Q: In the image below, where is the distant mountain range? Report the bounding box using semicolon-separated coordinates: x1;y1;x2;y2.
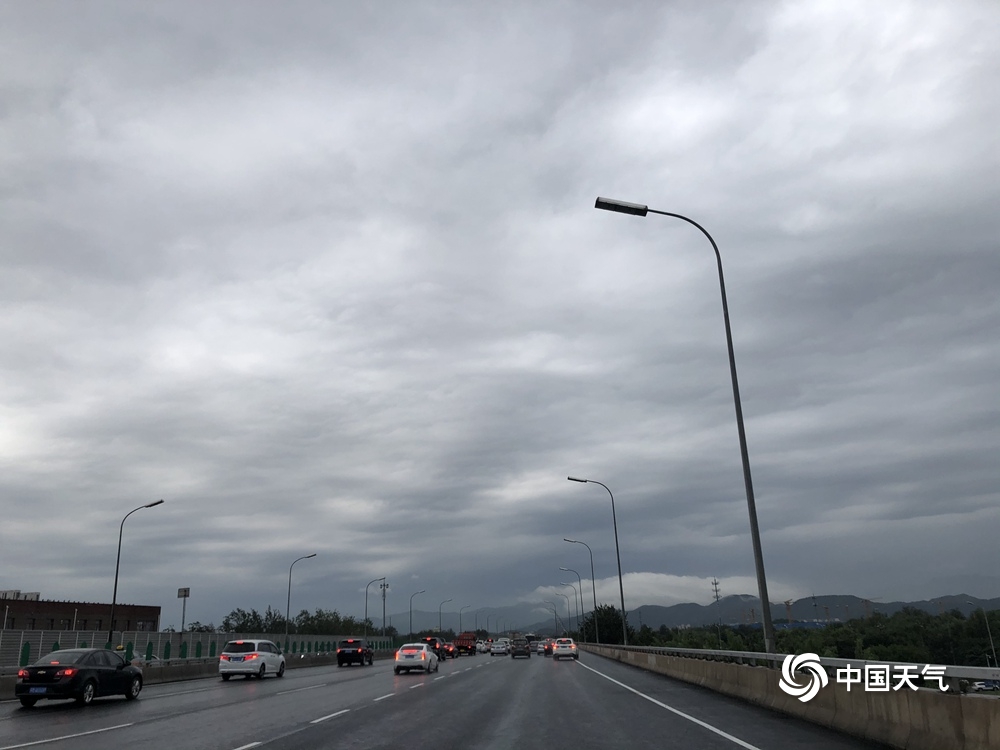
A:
385;594;1000;636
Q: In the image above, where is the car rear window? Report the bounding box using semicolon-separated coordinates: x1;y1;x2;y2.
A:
223;641;257;653
34;650;88;665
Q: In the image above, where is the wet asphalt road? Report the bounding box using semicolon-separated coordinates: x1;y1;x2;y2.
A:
0;651;886;750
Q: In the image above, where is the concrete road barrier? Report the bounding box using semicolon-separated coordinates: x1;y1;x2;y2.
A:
584;645;1000;750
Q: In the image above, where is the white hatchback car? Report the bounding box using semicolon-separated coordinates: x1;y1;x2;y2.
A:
219;639;286;680
394;643;439;674
552;637;579;660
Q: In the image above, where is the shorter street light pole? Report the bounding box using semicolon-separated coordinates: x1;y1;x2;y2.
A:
108;499;164;646
543;601;558;633
555;592;571;633
365;577;385;639
380;580;389;638
564;538;599;644
286;554;317;640
409;590;425;639
561;582;581;630
968;601;998;667
568;477;628;645
560;567;585;632
460;605;471;633
439;598;453;633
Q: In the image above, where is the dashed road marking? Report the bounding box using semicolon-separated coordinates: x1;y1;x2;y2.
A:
277;684;326;695
0;723;134;750
309;709;350;724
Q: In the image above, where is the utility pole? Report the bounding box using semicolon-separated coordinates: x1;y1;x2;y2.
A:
712;578;722;647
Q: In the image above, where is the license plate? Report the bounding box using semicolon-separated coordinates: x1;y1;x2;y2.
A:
231;656;244;662
29;687;47;694
405;655;414;659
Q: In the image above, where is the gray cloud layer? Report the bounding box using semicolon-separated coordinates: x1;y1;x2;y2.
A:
2;0;997;628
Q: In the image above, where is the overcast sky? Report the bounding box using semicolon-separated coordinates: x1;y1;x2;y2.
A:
2;0;998;631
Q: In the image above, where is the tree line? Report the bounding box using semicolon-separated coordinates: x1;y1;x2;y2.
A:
575;605;998;667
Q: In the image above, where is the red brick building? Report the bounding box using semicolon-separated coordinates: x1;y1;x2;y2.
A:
1;591;160;632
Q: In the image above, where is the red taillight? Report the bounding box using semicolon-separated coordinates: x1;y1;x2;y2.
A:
245;653;259;661
220;654;231;661
420;652;426;660
357;649;362;654
18;669;28;679
336;649;342;654
55;668;76;677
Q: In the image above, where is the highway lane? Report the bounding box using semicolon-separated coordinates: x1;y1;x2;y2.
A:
0;652;888;749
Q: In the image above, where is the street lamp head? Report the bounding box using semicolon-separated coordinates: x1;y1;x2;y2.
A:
563;538;578;544
304;553;317;559
567;476;589;483
145;499;165;508
594;197;648;217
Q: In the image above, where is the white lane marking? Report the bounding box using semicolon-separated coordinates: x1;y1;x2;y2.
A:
434;676;446;681
309;709;350;724
409;684;423;689
149;686;217;698
374;693;394;702
464;668;472;672
576;662;763;750
0;723;133;750
232;744;263;750
276;684;325;695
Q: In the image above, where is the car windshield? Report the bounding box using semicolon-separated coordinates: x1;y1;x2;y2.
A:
33;650;88;665
556;639;573;645
399;644;424;652
222;641;258;653
340;640;363;647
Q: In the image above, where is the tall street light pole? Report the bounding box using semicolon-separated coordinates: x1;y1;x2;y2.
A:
286;554;317;641
564;538;599;644
438;598;453;633
594;196;776;654
568;478;628;645
109;499;164;646
560;567;585;633
365;577;385;639
968;601;998;667
409;590;425;639
459;605;471;633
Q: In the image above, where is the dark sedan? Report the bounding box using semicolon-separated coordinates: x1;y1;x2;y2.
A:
15;648;143;707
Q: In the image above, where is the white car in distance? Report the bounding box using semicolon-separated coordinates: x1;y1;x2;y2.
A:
394;643;439;674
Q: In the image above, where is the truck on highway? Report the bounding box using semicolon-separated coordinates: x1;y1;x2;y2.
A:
454;631;478;656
